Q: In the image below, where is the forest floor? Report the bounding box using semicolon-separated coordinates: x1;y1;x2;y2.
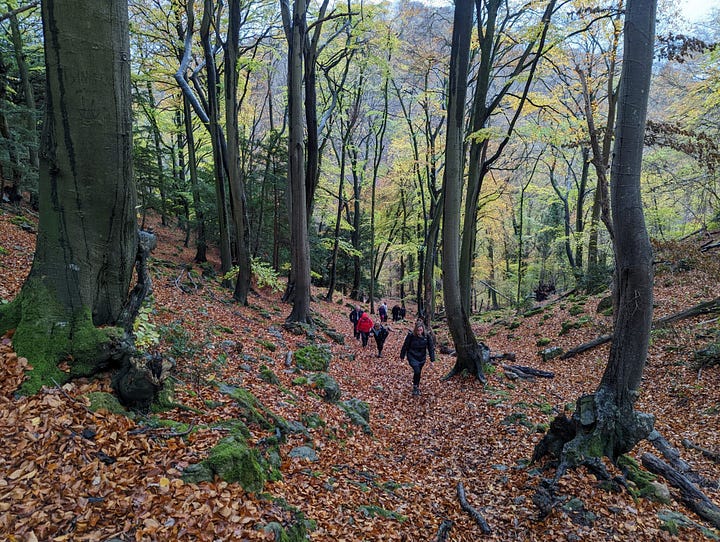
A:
0;206;719;542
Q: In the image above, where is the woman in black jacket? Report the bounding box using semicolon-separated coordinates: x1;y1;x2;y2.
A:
400;320;435;395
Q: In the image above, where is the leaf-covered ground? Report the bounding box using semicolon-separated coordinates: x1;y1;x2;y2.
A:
0;208;718;541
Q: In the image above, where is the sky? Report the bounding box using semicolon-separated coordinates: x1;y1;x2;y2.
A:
679;0;719;22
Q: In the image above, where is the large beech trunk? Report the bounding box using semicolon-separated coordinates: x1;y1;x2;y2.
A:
0;0;140;395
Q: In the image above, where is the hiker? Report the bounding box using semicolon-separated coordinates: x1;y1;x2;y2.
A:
391;304;401;322
349;305;363;340
356;311;374;347
378;301;388;322
400;320;435;395
371;321;389;358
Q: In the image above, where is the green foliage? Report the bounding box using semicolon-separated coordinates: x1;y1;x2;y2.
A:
133;302;160;348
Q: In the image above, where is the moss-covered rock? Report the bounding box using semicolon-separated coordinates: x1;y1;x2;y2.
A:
295;344;332;372
181;462;214;484
307;373;341;403
259;364;280;385
263;513;311;542
85;392;131;417
205;436;266;492
339;398;371;434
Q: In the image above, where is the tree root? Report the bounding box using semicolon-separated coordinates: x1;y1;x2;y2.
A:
642;453;720;529
456;482;491;534
682;438;720;464
434;519;453;542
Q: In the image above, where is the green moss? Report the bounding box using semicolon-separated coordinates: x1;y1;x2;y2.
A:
339;398;371;434
85;392;131;416
618;454;659;500
206;436;266;492
257;339;277;352
264;513;311;542
0;296;21;334
536;337;552;347
307;373;341;403
227;387;274;429
259;365;280;385
151;379;177;412
295;345;332;371
7;279;127;394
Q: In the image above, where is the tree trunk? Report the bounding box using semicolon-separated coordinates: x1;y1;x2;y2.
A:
533;0;657;470
281;0;312;324
0;0;138;394
10;12;39;173
225;0;251;304
442;0;487;383
200;0;233;277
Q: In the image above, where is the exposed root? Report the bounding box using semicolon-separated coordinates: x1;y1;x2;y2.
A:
456;482;491;534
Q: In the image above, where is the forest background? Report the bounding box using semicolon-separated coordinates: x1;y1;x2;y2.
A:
1;0;720;541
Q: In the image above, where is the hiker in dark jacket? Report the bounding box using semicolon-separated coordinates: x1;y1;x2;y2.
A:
378;301;388;322
371;321;389;358
391;304;401;322
349;305;363;340
400;320;435;395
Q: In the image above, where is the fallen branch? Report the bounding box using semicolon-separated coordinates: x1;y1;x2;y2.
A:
457;482;492;534
501;365;554;378
562;297;720;360
641;453;720;529
560;334;612;360
700;239;720;252
655;297;720;328
682;438;720;464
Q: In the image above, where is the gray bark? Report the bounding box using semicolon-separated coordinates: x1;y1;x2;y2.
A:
0;0;139;394
442;0;487;382
282;0;313;323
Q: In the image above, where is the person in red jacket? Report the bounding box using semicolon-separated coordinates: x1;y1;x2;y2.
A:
356;311;374;347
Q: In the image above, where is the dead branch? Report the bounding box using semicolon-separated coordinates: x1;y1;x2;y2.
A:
655;297;720;327
456;482;492;535
682;438;720;464
641;453;720;529
560;334;612;360
648;431;717;488
562;297;720;360
501;365;554;378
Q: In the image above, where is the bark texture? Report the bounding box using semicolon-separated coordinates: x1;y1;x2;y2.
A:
0;0;138;393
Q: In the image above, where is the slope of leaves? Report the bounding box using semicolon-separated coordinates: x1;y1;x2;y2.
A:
0;207;718;541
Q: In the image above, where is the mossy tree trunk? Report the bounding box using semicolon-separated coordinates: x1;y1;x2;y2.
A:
0;0;138;394
533;0;657;472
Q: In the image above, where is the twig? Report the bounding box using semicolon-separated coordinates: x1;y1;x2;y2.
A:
456;482;492;534
50;377;79;403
